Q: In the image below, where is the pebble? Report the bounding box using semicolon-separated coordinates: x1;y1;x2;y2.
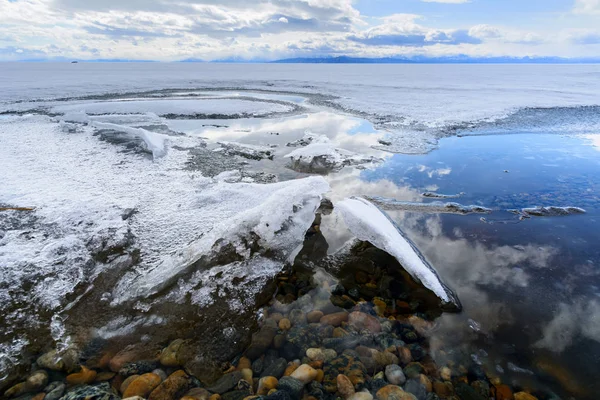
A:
261;358;288;379
183;388;211;400
373;351;399;368
246;326;277;360
284;364;299;377
109;344;160;373
123;397;146;400
307;311;324;323
148;370;192;400
153;369;168;382
376;385;417;400
290;364;318;384
237;357;252;370
222;389;251;400
265;390;292;400
514;393;538;400
418;375;432;393
306;348;337;362
273;335;286;349
348;312;382;333
26;370;48;391
208;371;243;394
404;379;427;400
348;392;374;400
61;382;119;400
385;365;406;386
241;369;253;385
336;374;355;399
66;366;97;385
279;319;292;331
121;374;141;394
278;376;305;400
320;312;349;327
493;384;514;400
333;328;349;338
258;377;279;395
44;383;66;400
36;350;65;371
403;364;424;380
433;381;453;398
439;367;451;382
4;383;27;398
123;373;162;398
397;347;412;366
96;371;116;382
289;310;307;326
470;380;488;398
160;339;185;367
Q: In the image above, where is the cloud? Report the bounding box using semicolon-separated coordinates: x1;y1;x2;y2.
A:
573;0;600;14
349;14;481;47
469;24;544;45
563;29;600;44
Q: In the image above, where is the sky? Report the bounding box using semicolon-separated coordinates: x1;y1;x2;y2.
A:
0;0;599;61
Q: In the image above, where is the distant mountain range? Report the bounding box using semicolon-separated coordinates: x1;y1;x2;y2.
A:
270;55;600;64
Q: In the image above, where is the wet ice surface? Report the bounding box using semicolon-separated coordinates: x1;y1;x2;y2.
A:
1;65;600;399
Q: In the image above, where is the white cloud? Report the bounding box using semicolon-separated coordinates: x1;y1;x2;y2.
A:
573;0;600;14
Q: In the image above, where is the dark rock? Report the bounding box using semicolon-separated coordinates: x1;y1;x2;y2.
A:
246;326;278;360
281;342;302;360
407;344;426;362
403;363;424;379
119;360;160;376
307;381;325;400
467;364;487;382
368;378;388;393
330;284;345;296
405;379;427;400
264;350;280;368
61;383;119;400
266;390;293;400
322;354;367;393
348;288;361;300
330;295;356;309
289;310;306;326
222;389;251;400
278;377;304;400
455;382;486;400
252;358;265;375
401;330;420;344
44;382;66;400
207;371;243;394
149;370;192;400
322;336;372;354
261;358;288;379
470;381;490;399
426;394;441;400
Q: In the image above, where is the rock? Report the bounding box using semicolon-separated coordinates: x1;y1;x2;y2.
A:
385;365;406;386
45;383;66;400
514;393;538;400
336;374;355;399
279;319;292;331
404;364;424;380
369;379;388;394
26;370;49;391
67;366;98;385
470;381;488;399
237;357;252;370
36;350;65;371
208;371;243;394
273;335;286;349
348;392;374;400
320;312;348;327
265;390;292;400
222;390;251;400
184;388;212;400
306;348;337;362
109;345;160;373
61;382;119;400
152;369;167;382
119;360;160;376
433;381;453;398
251;358;264;376
261;358;288;379
348;312;381;333
246;327;278;360
284;364;299;377
96;372;116;382
439;367;451;382
4;382;28;398
209;395;222;400
159;339;185;367
376;385;417;400
258;377;279;395
124;397;146;400
289;310;306;326
404;379;427;400
123;373;162;398
455;383;486;400
419;375;432;393
373;351;399;368
241;368;253;385
397;348;412;366
333;328;349;338
121;375;141;394
278;377;304;400
307;311;324;323
290;364;318;384
148;370;192;400
493;385;514;400
323;354;367;393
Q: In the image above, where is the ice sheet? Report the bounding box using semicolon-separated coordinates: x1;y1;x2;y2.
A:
337;197;460;307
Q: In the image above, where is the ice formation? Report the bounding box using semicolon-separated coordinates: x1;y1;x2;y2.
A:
215;141;277;160
517;206;586;217
285;136;383;173
422;192;464;199
337;197;460;307
91;121;168;159
367;197;492;215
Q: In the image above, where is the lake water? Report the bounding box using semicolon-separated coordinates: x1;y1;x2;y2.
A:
1;63;600;399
